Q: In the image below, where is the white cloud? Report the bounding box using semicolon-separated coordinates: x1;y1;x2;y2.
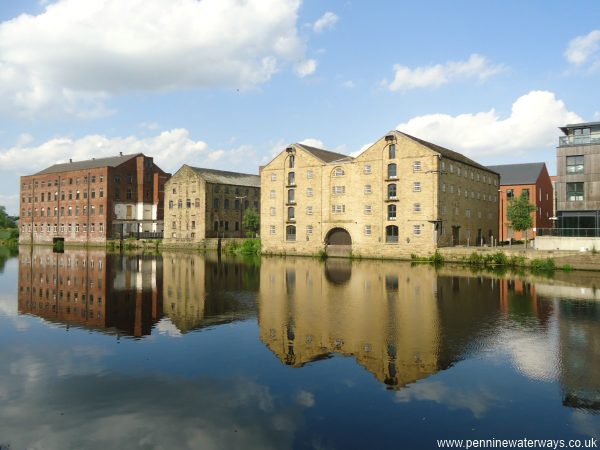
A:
295;59;318;77
313;12;338;33
565;30;600;66
386;54;504;92
0;129;263;176
0;0;306;117
341;80;355;88
298;138;325;148
295;390;315;408
396;90;582;158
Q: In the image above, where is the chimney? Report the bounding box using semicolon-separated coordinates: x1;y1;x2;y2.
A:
119;152;123;156
69;158;72;163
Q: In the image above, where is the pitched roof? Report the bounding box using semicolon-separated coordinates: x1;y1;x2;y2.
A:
35;153;141;175
187;166;260;187
395;131;498;174
486;162;546;185
296;144;350;163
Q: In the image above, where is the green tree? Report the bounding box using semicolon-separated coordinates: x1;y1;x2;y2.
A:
507;193;537;247
0;205;16;229
242;208;260;237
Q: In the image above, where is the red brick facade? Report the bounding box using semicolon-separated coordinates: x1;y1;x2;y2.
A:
19;154;169;243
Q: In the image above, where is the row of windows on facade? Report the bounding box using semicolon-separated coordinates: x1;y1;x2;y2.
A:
274;160;497;185
504;183;583;202
22;175;106;190
277;204;492;221
22;205;105;218
22;223;105;233
23;274;102;290
171;185;259;196
21;287;104;303
168;198;258;210
23;188;105;203
270;224;421;242
273;183;497;202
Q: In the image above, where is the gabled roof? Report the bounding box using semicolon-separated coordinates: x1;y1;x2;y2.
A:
35;153;142;175
296;144;350;163
187;166;260;188
394;131;497;175
486;162;546;186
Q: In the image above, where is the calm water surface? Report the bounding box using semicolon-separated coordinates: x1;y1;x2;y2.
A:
0;247;599;449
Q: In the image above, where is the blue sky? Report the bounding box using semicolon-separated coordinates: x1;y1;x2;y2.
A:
1;0;599;214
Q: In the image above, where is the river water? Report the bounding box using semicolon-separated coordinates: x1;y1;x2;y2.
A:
0;246;598;449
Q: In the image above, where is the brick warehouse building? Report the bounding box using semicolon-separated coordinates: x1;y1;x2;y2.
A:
19;153;169;244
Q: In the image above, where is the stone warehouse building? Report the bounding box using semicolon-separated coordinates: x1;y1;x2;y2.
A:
163;165;261;243
19;153;169;244
261;131;499;257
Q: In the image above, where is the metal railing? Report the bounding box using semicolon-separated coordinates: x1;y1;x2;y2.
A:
127;231;164;239
559;134;600;146
537;228;600;237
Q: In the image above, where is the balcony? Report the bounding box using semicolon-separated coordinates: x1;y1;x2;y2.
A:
559;133;600;146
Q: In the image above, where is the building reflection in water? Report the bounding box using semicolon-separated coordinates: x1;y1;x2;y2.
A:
18;247;163;338
258;258;507;389
559;300;600;411
160;252;259;333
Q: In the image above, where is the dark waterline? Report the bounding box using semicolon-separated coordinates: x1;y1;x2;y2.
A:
0;247;599;449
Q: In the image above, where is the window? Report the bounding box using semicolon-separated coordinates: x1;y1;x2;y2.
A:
267;225;275;235
289;155;295;168
178;199;183;209
286;225;296;241
76;190;80;200
287;207;295;221
224;199;229;209
306;225;313;235
413;225;421;235
413;161;421;172
270;190;276;199
331;204;345;214
364;204;372;215
195;198;200;207
214;221;219;231
522;189;529;199
574;127;591;144
307;169;313;179
306;206;313;215
288;189;295;203
186;199;192;208
306;187;314;197
213;198;220;209
99;188;104;198
388;204;396;220
465;209;471;218
126;188;132;200
333;167;345;177
270;207;276;216
235;199;240;209
364;185;372;194
386;225;398;243
288;172;295;185
388;184;397;199
413;182;421;192
364;164;372;174
413;203;421;213
332;185;346;195
442;183;446;193
270;173;277;181
364;225;372;235
387;164;397;179
506;189;514;199
388;144;396;159
567;182;584;201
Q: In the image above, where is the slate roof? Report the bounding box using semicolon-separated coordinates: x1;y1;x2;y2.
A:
296;144;350;163
187;166;260;187
486;162;546;186
35;153;142;175
395;131;498;175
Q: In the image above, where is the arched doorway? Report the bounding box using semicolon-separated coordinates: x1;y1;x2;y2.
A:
325;227;352;257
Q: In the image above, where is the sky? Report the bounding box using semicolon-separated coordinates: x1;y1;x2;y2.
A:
0;0;599;214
